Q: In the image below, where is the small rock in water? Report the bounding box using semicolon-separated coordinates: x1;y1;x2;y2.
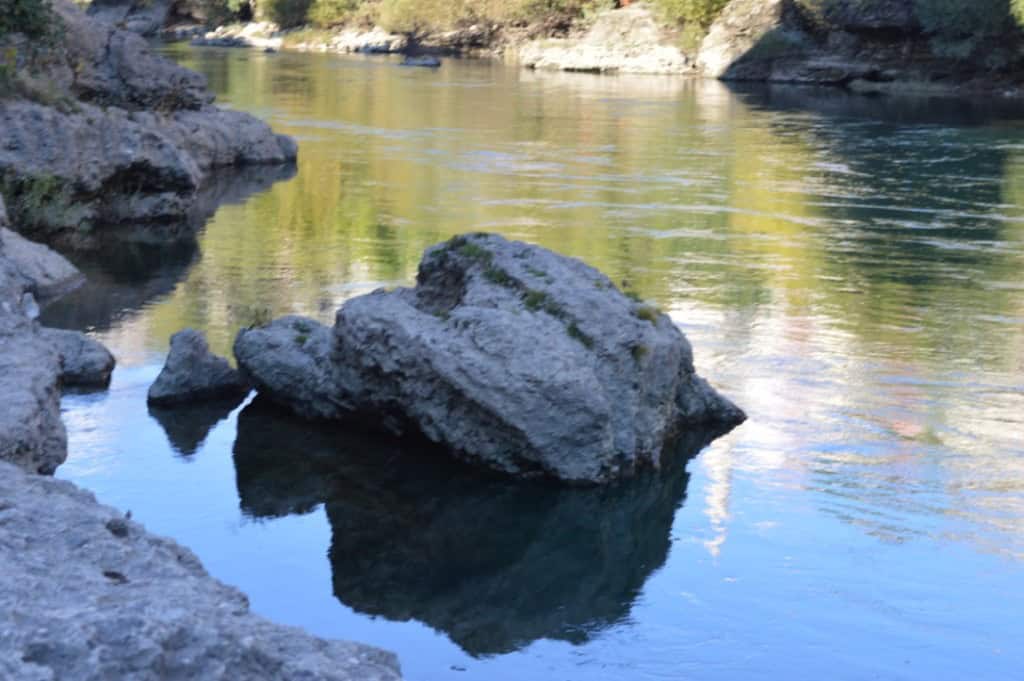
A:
41;327;116;388
148;329;250;406
401;55;442;68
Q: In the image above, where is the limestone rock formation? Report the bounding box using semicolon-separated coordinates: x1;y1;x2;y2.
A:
698;0;1024;90
236;233;744;483
518;4;693;75
0;459;403;681
0;1;297;242
149;329;250;406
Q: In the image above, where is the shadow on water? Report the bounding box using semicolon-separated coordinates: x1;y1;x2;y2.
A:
40;164;296;332
727;82;1024;126
232;398;723;656
149;395;247;457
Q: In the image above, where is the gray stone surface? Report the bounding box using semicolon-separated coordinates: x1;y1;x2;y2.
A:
0;1;296;239
149;329;250;405
87;0;176;36
234;316;343;420
0;227;84;301
0;459;403;681
0;217;117;473
0;305;67;475
0;218;85;473
236;233;745;483
697;0;1021;89
41;327;117;388
518;5;693;75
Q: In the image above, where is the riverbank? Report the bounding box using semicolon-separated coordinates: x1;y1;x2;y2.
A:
0;3;403;677
174;0;1024;96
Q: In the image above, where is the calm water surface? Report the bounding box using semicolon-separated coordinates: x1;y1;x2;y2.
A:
45;47;1024;681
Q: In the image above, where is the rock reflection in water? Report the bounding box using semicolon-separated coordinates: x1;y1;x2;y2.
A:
40;164;296;332
233;398;721;656
149;396;247;457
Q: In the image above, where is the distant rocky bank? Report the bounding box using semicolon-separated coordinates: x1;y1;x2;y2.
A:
94;0;1024;96
0;0;297;249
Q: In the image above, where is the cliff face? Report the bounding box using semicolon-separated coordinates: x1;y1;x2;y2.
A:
0;0;296;247
698;0;1024;92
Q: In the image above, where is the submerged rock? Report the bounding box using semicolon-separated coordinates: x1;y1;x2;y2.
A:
400;55;442;68
41;327;117;388
236;233;744;483
0;459;403;681
149;329;250;406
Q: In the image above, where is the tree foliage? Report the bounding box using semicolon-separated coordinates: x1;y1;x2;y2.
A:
0;0;57;39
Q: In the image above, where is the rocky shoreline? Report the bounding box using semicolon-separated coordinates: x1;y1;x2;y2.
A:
0;197;404;681
1;3;403;678
167;1;1024;96
0;1;297;249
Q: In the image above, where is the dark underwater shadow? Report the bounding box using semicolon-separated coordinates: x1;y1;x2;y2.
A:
39;163;296;332
149;394;248;457
726;81;1024;127
232;397;725;657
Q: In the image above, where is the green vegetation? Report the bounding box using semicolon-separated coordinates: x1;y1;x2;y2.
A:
566;322;594;348
484;265;515;286
630;344;649;362
650;0;729;28
913;0;1015;38
198;0;613;35
633;305;659;324
259;0;315;29
0;0;57;39
0;173;77;231
456;240;494;262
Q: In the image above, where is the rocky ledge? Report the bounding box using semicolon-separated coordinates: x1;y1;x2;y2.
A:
518;4;693;75
0;459;402;681
698;0;1024;93
235;233;744;484
0;0;296;246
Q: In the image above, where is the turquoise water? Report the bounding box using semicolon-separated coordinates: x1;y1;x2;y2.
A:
46;48;1024;680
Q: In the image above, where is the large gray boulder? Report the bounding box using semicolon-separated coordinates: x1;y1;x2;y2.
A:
149;329;250;406
236;233;744;483
0;459;403;681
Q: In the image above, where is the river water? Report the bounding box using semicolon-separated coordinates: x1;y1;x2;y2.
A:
44;47;1024;681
